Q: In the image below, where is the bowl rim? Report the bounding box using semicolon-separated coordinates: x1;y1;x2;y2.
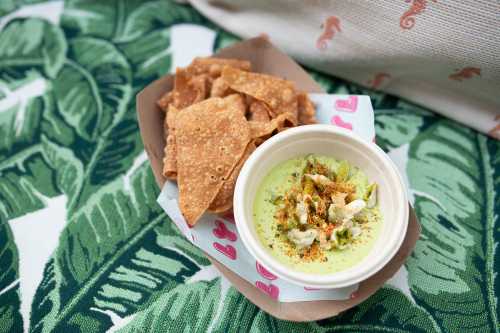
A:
233;124;409;288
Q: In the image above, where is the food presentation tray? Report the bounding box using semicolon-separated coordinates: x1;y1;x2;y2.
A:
136;37;421;321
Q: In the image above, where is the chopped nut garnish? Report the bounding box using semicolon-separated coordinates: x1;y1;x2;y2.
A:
272;157;378;257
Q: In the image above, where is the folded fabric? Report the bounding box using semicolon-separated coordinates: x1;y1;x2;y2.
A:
190;0;500;139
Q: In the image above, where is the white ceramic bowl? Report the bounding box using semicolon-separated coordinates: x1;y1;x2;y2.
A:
234;125;409;289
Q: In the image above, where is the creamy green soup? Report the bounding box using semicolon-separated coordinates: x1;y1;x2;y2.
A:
253;155;382;274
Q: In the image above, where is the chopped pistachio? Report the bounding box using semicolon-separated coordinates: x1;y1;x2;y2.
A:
270;193;284;205
331;227;352;250
303;177;316;195
364;183;378;208
336;160;350;182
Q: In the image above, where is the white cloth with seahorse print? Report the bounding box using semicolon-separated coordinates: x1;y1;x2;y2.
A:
189;0;500;140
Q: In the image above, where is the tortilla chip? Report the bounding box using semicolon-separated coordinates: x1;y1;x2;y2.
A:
175;96;250;225
208;141;256;213
221;66;298;124
210;77;234;97
162;105;181;179
157;57;314;224
172;68;197;109
248;100;271;122
188;57;251;77
166;104;180;129
298;92;317;124
157;91;173;112
249;124;272;140
190;73;211;100
248;113;296;139
172;69;208;109
163;134;177;179
222;94;247;117
164;95;245;182
253;137;269;146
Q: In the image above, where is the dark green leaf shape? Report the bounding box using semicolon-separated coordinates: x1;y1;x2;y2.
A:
61;0;144;40
70;102;144;212
489;137;500;328
116;279;221;333
40;136;83;200
0;0;16;16
315;288;440;333
239;288;440;333
117;28;171;87
248;288;439;332
116;281;440;333
0;68;60;221
41;92;142;214
0;71;44;157
29;163;204;333
62;0;205;42
155;221;210;267
40;93;76;147
120;0;205;42
53;36;132;141
0;18;67;78
0;149;59;221
210;286;260;333
406;121;499;332
116;0;214;90
374;108;436;151
0;219;23;333
44;35;144;213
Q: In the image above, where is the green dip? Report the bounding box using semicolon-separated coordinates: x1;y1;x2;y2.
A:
253;154;382;274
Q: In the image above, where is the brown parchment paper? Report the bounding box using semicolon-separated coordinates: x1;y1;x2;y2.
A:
136;37;421;322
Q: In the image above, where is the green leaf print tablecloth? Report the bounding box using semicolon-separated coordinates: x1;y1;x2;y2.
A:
0;1;498;332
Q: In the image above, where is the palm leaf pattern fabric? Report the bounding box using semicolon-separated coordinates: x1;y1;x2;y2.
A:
0;1;498;332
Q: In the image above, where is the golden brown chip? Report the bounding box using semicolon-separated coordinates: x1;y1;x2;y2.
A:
175;96;250;225
208;141;256;213
162;105;181;180
221;66;298;124
157;91;173;112
166;104;180;129
248;113;297;139
248;101;271;122
171;69;208;109
298;92;317;124
172;69;198;109
163;134;177;179
158;57;314;225
248;121;271;139
210;77;233;97
188;57;251;77
190;73;211;100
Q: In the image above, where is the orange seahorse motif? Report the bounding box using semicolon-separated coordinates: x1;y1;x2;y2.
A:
488;115;500;140
316;16;341;51
400;0;436;30
367;73;391;89
449;67;481;81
